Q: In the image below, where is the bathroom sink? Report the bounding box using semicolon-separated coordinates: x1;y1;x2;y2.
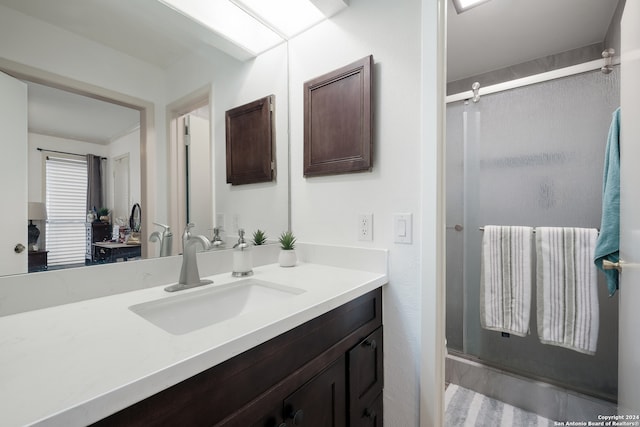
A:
129;278;305;335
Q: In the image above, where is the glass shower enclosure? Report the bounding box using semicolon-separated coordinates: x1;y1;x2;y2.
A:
446;68;620;400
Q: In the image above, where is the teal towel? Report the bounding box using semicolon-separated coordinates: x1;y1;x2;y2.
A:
594;108;620;296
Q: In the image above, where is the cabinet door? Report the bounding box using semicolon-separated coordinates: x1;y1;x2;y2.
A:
283;356;346;427
348;327;383;425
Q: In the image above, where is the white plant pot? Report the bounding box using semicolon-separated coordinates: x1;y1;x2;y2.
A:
279;249;297;267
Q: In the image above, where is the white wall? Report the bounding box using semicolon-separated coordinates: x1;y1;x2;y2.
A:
287;0;439;424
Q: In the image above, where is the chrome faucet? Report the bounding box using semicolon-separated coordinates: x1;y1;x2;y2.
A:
165;234;212;292
149;222;173;257
182;222;195;253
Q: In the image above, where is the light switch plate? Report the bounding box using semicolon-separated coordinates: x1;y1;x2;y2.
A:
393;213;413;244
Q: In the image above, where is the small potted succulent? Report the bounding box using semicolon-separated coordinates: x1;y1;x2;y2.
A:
97;208;110;223
278;230;297;267
252;229;267;246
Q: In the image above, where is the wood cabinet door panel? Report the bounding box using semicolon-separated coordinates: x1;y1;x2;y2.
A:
303;56;373;177
225;95;274;185
283;356;346;427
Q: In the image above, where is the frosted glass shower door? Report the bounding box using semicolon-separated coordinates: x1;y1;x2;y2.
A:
446;100;484;354
461;101;482;354
445;100;466;351
452;69;620;397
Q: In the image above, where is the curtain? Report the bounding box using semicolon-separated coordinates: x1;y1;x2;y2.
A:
86;154;104;212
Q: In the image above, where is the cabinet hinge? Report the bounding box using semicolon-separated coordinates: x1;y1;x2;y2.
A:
184;118;190;146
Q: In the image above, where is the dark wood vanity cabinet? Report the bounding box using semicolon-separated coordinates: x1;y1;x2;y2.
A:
251;356;348;427
93;288;383;427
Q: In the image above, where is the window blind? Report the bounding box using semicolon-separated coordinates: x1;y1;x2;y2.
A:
45;155;88;267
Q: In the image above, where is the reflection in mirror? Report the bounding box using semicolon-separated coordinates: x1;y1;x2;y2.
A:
27;82;142;272
166;92;213;256
0;0;291;278
165;44;291;257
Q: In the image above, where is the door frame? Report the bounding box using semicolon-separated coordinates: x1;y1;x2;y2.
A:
166;85;212;255
0;58;155;259
617;0;640;415
419;0;447;426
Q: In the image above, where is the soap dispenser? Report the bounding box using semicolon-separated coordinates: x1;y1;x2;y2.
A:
232;228;253;277
210;227;225;248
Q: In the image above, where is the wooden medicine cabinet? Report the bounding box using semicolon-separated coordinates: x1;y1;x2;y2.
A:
225;95;275;185
303;55;373;177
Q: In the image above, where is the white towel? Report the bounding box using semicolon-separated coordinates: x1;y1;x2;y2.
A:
536;227;599;355
480;226;533;337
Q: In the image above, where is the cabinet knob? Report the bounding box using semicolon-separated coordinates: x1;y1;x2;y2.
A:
364;407;377;419
364;339;377;350
289;409;304;425
14;243;25;254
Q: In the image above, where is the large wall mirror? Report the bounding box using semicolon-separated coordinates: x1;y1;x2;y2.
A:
0;0;290;277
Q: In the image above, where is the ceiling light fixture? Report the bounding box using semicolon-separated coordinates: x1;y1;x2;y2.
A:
158;0;347;57
158;0;283;55
452;0;492;14
231;0;325;40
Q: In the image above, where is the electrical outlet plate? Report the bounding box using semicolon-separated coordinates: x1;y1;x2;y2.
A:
358;213;373;241
216;213;225;229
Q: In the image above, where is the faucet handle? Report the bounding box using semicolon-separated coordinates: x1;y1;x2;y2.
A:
234;228;250;249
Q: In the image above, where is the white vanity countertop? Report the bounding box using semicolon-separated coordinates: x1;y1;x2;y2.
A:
0;262;387;427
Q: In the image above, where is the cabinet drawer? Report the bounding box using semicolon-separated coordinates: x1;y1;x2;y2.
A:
348;326;383;423
353;392;383;427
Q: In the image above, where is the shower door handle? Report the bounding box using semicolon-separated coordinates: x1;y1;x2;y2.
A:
603;259;623;272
